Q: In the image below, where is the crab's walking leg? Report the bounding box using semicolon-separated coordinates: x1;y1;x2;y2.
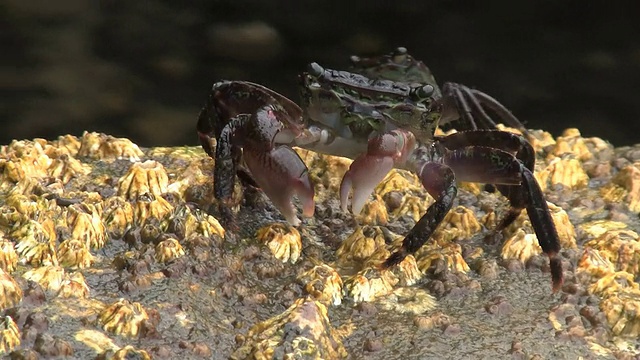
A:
215;106;314;227
384;162;457;267
438;130;563;291
441;83;526;132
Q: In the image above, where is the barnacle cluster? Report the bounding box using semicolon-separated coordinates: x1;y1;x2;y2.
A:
230;298;348;359
256;223;302;264
1;126;639;357
0;316;20;355
98;299;150;337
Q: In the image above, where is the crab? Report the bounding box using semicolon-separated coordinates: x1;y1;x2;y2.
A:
196;47;563;292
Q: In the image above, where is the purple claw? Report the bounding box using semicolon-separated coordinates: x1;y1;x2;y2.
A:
243;145;314;226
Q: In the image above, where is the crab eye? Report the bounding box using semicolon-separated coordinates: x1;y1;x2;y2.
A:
392;47;408;63
410;84;434;100
308;62;324;78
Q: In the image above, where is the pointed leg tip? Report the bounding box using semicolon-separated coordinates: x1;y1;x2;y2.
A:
549;253;564;293
383;250;407;269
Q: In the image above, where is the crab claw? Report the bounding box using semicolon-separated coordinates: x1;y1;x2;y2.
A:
243;145;314;226
340;130;416;214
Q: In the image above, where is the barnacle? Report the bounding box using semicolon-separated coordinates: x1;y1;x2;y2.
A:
390;254;423;286
231;298;347;359
47;152;91;183
375;169;423;197
256;223;302;264
548;202;577;249
415;241;469;274
154;237;185;263
67;203;107;249
98;345;151;360
610;163;640;212
599;288;640;337
57;238;94;269
117;160;169;199
378;287;437;315
391;194;430;222
0;238;18;273
298;264;343;306
589;271;638;298
192;209;225;239
576;248;616;280
49;134;81;156
22;265;65;293
33;333;74;357
131;192;173;225
358;194;388;225
0;316;20;355
161;204;198;240
536;156;589;191
1;139;51;182
343;268;397;303
585;229;640;275
13;219;58;266
439;205;482;242
0;269;22;310
549;128;593;161
501;229;542;264
77;132;143;162
336;226;397;266
98;299;149;337
57;272;90;298
102;197;135;239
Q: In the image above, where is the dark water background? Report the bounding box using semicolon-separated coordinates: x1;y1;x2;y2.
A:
3;1;640;147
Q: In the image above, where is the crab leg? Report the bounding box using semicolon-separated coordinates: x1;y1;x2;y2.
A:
340;130;416;214
384;162;457;267
436;132;563;291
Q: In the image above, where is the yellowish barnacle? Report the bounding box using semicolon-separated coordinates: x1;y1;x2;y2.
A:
599;288;640;337
49;134;81;157
98;299;149;337
102;197;135;239
440;206;482;242
13;219;58;266
0;316;20;355
298;264;343;306
524;128;556;153
256;223;302;264
192;209;225;238
77;132;144;162
536;156;589;191
548;202;577;249
580;220;628;238
336;226;396;265
0;239;18;273
391;194;430;222
231;298;347;360
358;194;388;225
117;160;169;199
57;238;94;269
299;149;352;195
5;193;39;219
68;203;107;249
165;159;213;200
132;193;173;225
375;169;423;197
390;254;423;286
47;153;91;183
501;229;542;264
343;268;397;303
98;345;151;360
1;139;52;182
57;272;90;298
576;248;616;280
610;163;640;212
0;269;22;310
22;265;65;293
0;206;27;229
161;204;198;239
415;242;469;274
589;271;639;298
549;128;592;161
378;287;437;315
585;229;640;275
154;237;185;263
